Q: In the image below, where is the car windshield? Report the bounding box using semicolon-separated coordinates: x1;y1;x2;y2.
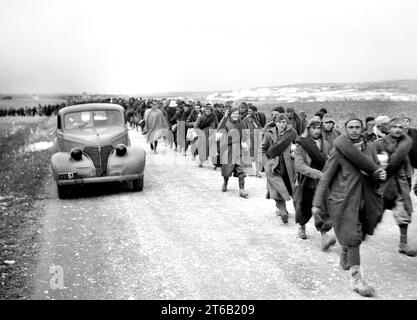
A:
64;110;123;130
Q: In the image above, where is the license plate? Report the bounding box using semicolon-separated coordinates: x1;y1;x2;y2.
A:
58;172;76;180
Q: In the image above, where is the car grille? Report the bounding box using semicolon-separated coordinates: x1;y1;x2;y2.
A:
83;145;113;176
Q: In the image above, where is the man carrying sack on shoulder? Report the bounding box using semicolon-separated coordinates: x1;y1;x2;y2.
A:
312;113;387;298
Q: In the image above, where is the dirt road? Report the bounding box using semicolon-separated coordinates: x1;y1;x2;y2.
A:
31;130;417;299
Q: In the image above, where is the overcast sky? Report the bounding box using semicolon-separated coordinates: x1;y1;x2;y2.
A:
1;0;417;94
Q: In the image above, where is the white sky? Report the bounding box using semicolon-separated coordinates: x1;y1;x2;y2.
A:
1;0;417;94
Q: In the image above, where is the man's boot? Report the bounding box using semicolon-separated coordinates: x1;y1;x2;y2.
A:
276;200;288;224
321;231;337;251
399;225;417;257
222;177;229;192
350;265;375;297
238;177;248;198
298;225;307;239
340;246;350;270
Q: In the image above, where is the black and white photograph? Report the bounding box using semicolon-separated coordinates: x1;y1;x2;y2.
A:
1;0;417;305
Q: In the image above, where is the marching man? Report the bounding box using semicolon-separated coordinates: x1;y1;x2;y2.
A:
293;118;336;250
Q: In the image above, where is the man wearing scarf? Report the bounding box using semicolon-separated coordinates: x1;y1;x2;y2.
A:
312;113;386;297
293;118;336;251
218;107;250;198
262;113;298;223
373;117;417;257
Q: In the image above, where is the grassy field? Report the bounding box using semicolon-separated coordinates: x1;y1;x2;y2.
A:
0;116;55;299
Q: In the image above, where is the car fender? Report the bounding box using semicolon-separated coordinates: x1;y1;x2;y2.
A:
107;146;146;176
51;152;96;180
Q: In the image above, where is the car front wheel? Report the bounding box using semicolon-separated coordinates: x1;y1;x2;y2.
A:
131;177;144;191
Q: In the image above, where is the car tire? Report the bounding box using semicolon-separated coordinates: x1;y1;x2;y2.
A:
57;184;71;199
132;177;144;191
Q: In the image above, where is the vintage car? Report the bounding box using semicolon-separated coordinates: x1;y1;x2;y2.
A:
51;103;146;199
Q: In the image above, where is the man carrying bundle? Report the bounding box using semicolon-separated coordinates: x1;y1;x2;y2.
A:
312;113;386;297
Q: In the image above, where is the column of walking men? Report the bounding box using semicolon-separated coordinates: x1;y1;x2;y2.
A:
141;99;417;298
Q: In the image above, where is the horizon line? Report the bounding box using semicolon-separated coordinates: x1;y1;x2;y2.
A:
1;77;417;96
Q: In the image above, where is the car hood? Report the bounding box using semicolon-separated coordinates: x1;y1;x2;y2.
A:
63;126;127;147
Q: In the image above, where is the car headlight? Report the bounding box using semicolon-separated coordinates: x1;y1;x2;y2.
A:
70;148;83;161
116;144;127;156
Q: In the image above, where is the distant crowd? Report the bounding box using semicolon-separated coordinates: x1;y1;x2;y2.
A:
0;103;66;117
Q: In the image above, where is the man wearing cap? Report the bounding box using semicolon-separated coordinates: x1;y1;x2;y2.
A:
218;107;250;198
321;113;341;150
374;115;390;140
373;117;417;257
262;113;298;223
286;107;303;135
312;113;386;297
362;116;377;143
293;118;336;250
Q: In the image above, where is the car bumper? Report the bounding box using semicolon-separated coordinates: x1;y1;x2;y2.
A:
57;173;144;185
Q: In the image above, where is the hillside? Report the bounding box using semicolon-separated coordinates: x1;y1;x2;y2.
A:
205;79;417;103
